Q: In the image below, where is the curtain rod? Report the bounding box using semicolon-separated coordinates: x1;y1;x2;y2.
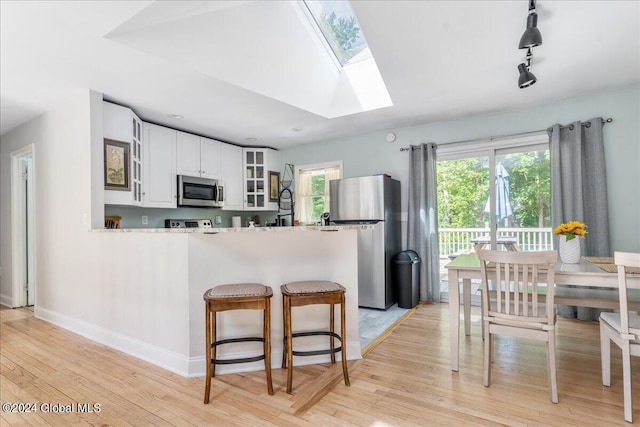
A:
399;117;613;151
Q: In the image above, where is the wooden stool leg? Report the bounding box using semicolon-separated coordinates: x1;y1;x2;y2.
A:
330;303;336;363
285;295;294;393
281;294;287;369
211;309;217;379
340;292;350;386
264;298;274;395
204;304;212;404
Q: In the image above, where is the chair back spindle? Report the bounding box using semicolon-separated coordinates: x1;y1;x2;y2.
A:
477;249;559;403
479;250;557;328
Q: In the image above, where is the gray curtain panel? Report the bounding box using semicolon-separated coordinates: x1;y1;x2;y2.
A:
407;143;441;302
549;117;611;321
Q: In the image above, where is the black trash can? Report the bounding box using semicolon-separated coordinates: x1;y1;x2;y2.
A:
392;250;421;309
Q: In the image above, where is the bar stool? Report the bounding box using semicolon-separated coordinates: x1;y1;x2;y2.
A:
203;283;274;404
281;280;350;393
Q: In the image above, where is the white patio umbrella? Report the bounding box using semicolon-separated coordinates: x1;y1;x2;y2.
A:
484;163;513;221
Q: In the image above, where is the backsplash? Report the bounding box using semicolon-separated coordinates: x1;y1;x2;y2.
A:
105;205;278;229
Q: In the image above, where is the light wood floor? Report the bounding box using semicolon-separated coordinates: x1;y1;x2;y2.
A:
1;303;638;426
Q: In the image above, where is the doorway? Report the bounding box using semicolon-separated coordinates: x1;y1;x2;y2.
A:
11;145;35;307
436;135;552;301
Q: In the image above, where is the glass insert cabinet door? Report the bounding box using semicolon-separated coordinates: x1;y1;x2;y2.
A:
244;149;266;209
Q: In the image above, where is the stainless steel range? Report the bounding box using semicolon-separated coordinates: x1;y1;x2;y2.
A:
164;219;212;229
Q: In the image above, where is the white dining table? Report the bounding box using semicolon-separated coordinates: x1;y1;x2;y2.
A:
445;253;640;372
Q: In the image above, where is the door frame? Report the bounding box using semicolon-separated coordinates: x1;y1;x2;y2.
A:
11;144;36;308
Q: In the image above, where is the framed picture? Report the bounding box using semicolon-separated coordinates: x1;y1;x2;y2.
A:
104;139;130;191
269;171;280;202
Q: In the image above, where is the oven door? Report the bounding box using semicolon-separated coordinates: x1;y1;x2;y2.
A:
178;176;217;207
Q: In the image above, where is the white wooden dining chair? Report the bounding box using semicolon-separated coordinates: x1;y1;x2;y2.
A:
478;249;559;403
600;251;640;423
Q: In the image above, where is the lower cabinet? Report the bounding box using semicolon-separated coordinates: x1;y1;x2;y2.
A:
143;123;177;208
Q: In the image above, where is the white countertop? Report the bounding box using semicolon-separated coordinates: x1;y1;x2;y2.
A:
94;224;374;233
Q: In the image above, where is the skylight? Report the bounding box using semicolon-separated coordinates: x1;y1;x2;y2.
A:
302;0;372;67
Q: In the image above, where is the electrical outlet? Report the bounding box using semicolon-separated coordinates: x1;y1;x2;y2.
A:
141;215;148;225
215;215;222;224
82;213;88;225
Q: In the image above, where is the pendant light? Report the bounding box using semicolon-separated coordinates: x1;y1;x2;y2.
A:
519;9;542;48
518;48;537;88
517;0;542;88
518;63;536;88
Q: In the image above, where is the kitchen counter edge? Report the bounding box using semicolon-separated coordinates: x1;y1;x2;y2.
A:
92;225;374;233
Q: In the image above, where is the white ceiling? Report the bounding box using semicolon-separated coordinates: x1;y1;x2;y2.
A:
1;1;638;149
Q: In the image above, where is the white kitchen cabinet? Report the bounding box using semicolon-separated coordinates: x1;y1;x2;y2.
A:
176;131;221;179
200;138;221;179
243;148;280;211
103;102;143;206
221;143;243;211
143;123;177;208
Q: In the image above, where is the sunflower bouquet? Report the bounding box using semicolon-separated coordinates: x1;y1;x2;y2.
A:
552;221;587;241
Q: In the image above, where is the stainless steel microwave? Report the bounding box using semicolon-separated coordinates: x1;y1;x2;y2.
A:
177;175;224;208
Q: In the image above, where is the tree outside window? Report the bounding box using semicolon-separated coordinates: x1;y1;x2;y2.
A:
295;164;341;225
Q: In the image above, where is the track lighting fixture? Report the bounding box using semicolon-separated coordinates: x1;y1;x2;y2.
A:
519;4;542;48
517;0;541;88
518;48;537;88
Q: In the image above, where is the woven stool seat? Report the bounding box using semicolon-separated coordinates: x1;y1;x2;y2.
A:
281;280;349;393
281;280;345;295
204;283;273;299
203;283;274;404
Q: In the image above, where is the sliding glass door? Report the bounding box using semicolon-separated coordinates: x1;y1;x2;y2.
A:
436;136;551;299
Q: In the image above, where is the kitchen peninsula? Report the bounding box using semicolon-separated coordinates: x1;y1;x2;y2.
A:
86;225;365;377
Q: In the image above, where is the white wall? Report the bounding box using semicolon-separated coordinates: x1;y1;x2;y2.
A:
1;89;97;306
0;90;193;374
280;84;640;253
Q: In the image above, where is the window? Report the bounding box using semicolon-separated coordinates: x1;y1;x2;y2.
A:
301;0;371;67
295;162;342;224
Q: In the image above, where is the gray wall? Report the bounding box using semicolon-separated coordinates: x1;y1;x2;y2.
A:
280;83;640;253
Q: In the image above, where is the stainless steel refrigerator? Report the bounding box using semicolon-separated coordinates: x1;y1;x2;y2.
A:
330;175;401;309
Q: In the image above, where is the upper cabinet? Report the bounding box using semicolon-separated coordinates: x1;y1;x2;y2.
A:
104;102;143;206
102;102;279;212
143;123;177;208
243;148;280;211
221;144;243;211
176;131;221;179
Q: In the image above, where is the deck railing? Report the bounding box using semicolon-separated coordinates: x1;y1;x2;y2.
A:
438;227;553;258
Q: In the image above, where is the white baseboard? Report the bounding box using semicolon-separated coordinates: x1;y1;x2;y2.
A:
33;307;362;379
0;293;13;308
34;306;192;376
